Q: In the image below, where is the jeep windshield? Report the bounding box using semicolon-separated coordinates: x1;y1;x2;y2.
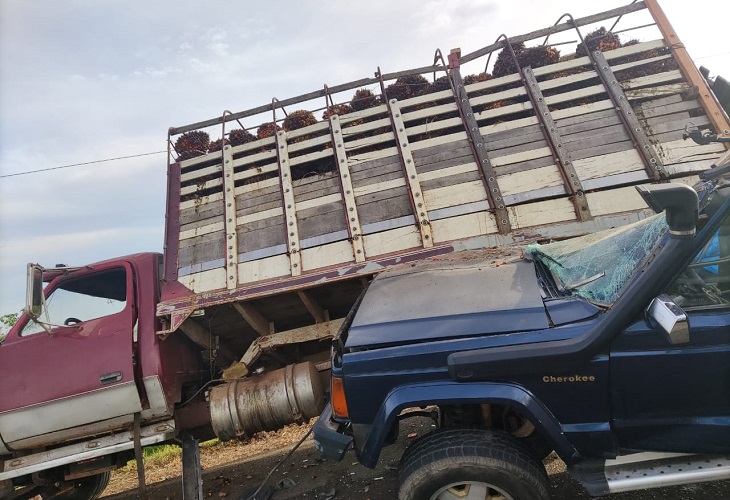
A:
525;213;668;306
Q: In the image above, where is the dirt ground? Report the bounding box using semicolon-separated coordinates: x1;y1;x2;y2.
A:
101;417;730;500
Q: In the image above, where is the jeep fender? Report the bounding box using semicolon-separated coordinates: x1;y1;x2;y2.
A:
353;380;578;468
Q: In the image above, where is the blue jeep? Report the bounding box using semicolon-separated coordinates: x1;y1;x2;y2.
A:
314;164;730;499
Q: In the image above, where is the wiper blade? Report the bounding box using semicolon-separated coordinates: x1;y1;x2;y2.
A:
565;272;606;291
531;250;564;268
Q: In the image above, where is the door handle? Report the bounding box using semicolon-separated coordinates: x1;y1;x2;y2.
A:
99;372;122;385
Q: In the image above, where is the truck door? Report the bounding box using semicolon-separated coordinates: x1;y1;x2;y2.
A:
610;218;730;454
0;262;142;449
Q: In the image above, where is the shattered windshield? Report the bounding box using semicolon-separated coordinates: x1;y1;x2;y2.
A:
525;213;668;306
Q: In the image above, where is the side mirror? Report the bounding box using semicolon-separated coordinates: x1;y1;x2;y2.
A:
646;294;689;345
25;264;45;319
636;184;698;238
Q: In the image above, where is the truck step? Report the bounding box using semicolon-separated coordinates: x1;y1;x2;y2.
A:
0;420;176;481
605;452;730;493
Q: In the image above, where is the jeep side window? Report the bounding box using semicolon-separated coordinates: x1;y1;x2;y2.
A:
21;268;128;336
666;217;730;309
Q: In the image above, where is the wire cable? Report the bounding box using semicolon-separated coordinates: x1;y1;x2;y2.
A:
0;150;166;179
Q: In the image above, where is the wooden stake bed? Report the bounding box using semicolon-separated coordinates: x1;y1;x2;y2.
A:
158;1;728;354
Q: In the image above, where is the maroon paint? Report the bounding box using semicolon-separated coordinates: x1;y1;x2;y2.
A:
163;162;182;283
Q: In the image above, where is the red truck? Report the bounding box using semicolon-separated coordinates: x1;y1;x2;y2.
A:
1;0;728;498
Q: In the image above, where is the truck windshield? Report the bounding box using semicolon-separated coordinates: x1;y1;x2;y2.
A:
525;213;667;306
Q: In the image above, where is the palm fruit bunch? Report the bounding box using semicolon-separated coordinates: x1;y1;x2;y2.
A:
576;27;622;58
256;122;282;139
208;138;229;152
430;75;452;93
229;129;256;147
322;104;352;120
385;74;430;102
492;42;526;78
492;43;560;78
283;110;318;144
174;131;210;161
519;45;560;70
350;89;378;111
463;72;493;86
282;110;317;131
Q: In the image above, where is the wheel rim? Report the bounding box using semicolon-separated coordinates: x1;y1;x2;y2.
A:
430;481;514;500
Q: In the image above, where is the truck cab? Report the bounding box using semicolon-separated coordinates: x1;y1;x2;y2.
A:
0;253;204;498
314;175;730;498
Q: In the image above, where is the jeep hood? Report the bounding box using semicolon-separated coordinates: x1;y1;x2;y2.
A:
345;259;549;350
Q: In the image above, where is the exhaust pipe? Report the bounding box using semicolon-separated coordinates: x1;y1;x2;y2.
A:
209;362;325;441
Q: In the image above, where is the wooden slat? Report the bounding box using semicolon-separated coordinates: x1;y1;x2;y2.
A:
301;240;354;271
239;254;290;284
363;225;422;257
587;186;649;217
237;220;286;254
497;165;564;196
423;180;487;211
509;198;576;229
430;211;498;244
572;149;644;181
656;139;725;165
179;268;226;294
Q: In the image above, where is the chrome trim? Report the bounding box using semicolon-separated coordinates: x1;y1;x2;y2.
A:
0;420;175;481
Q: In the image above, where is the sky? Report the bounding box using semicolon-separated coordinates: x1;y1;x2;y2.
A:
1;0;728;314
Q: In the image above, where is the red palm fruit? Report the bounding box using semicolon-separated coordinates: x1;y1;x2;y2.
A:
282;110;317;131
229;129;256;146
576;27;622;57
256;122;282;139
350;89;378;111
208;138;229;152
322;104;352;120
174;130;210;161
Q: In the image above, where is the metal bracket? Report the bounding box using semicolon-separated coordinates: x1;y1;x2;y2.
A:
222;145;239;289
275;130;302;276
450;65;512;234
523;67;592;221
387;99;434;247
328;113;366;261
589;50;665;180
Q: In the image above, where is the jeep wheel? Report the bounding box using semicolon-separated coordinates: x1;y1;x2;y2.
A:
398;429;549;500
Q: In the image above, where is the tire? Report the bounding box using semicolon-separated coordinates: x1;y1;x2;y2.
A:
398;429;550;500
47;471;111;500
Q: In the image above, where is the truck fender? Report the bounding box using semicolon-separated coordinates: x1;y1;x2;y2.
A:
354;380;578;468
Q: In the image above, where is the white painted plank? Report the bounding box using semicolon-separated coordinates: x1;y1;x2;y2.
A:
539;71;598;92
419;162;478;182
399;88;454;108
498;165;564;196
573;149;644;180
234;177;280;196
411;131;468;152
179;221;224;241
363;225;422;257
347;146;400;166
431;211;498;244
408;117;464;137
470;86;527;108
232;149;277;170
353;177;407;197
287;133;331;153
402;102;459;122
345;131;396;152
296;193;342;212
657;139;725;165
621;70;683;90
340;117;391;137
551;100;613;121
423;180;487;211
179;150;222;169
286;120;330;140
301;240;354;271
491;147;552;167
604;39;666;61
289;148;333;167
238;206;284;225
544;84;605;106
181;164;222;183
235;162;278;181
587;186;649;217
180;178;222;196
180;193;223;211
509;198;576;229
480;116;540;136
339;104;389;126
179;267;226;294
239;254;290;284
